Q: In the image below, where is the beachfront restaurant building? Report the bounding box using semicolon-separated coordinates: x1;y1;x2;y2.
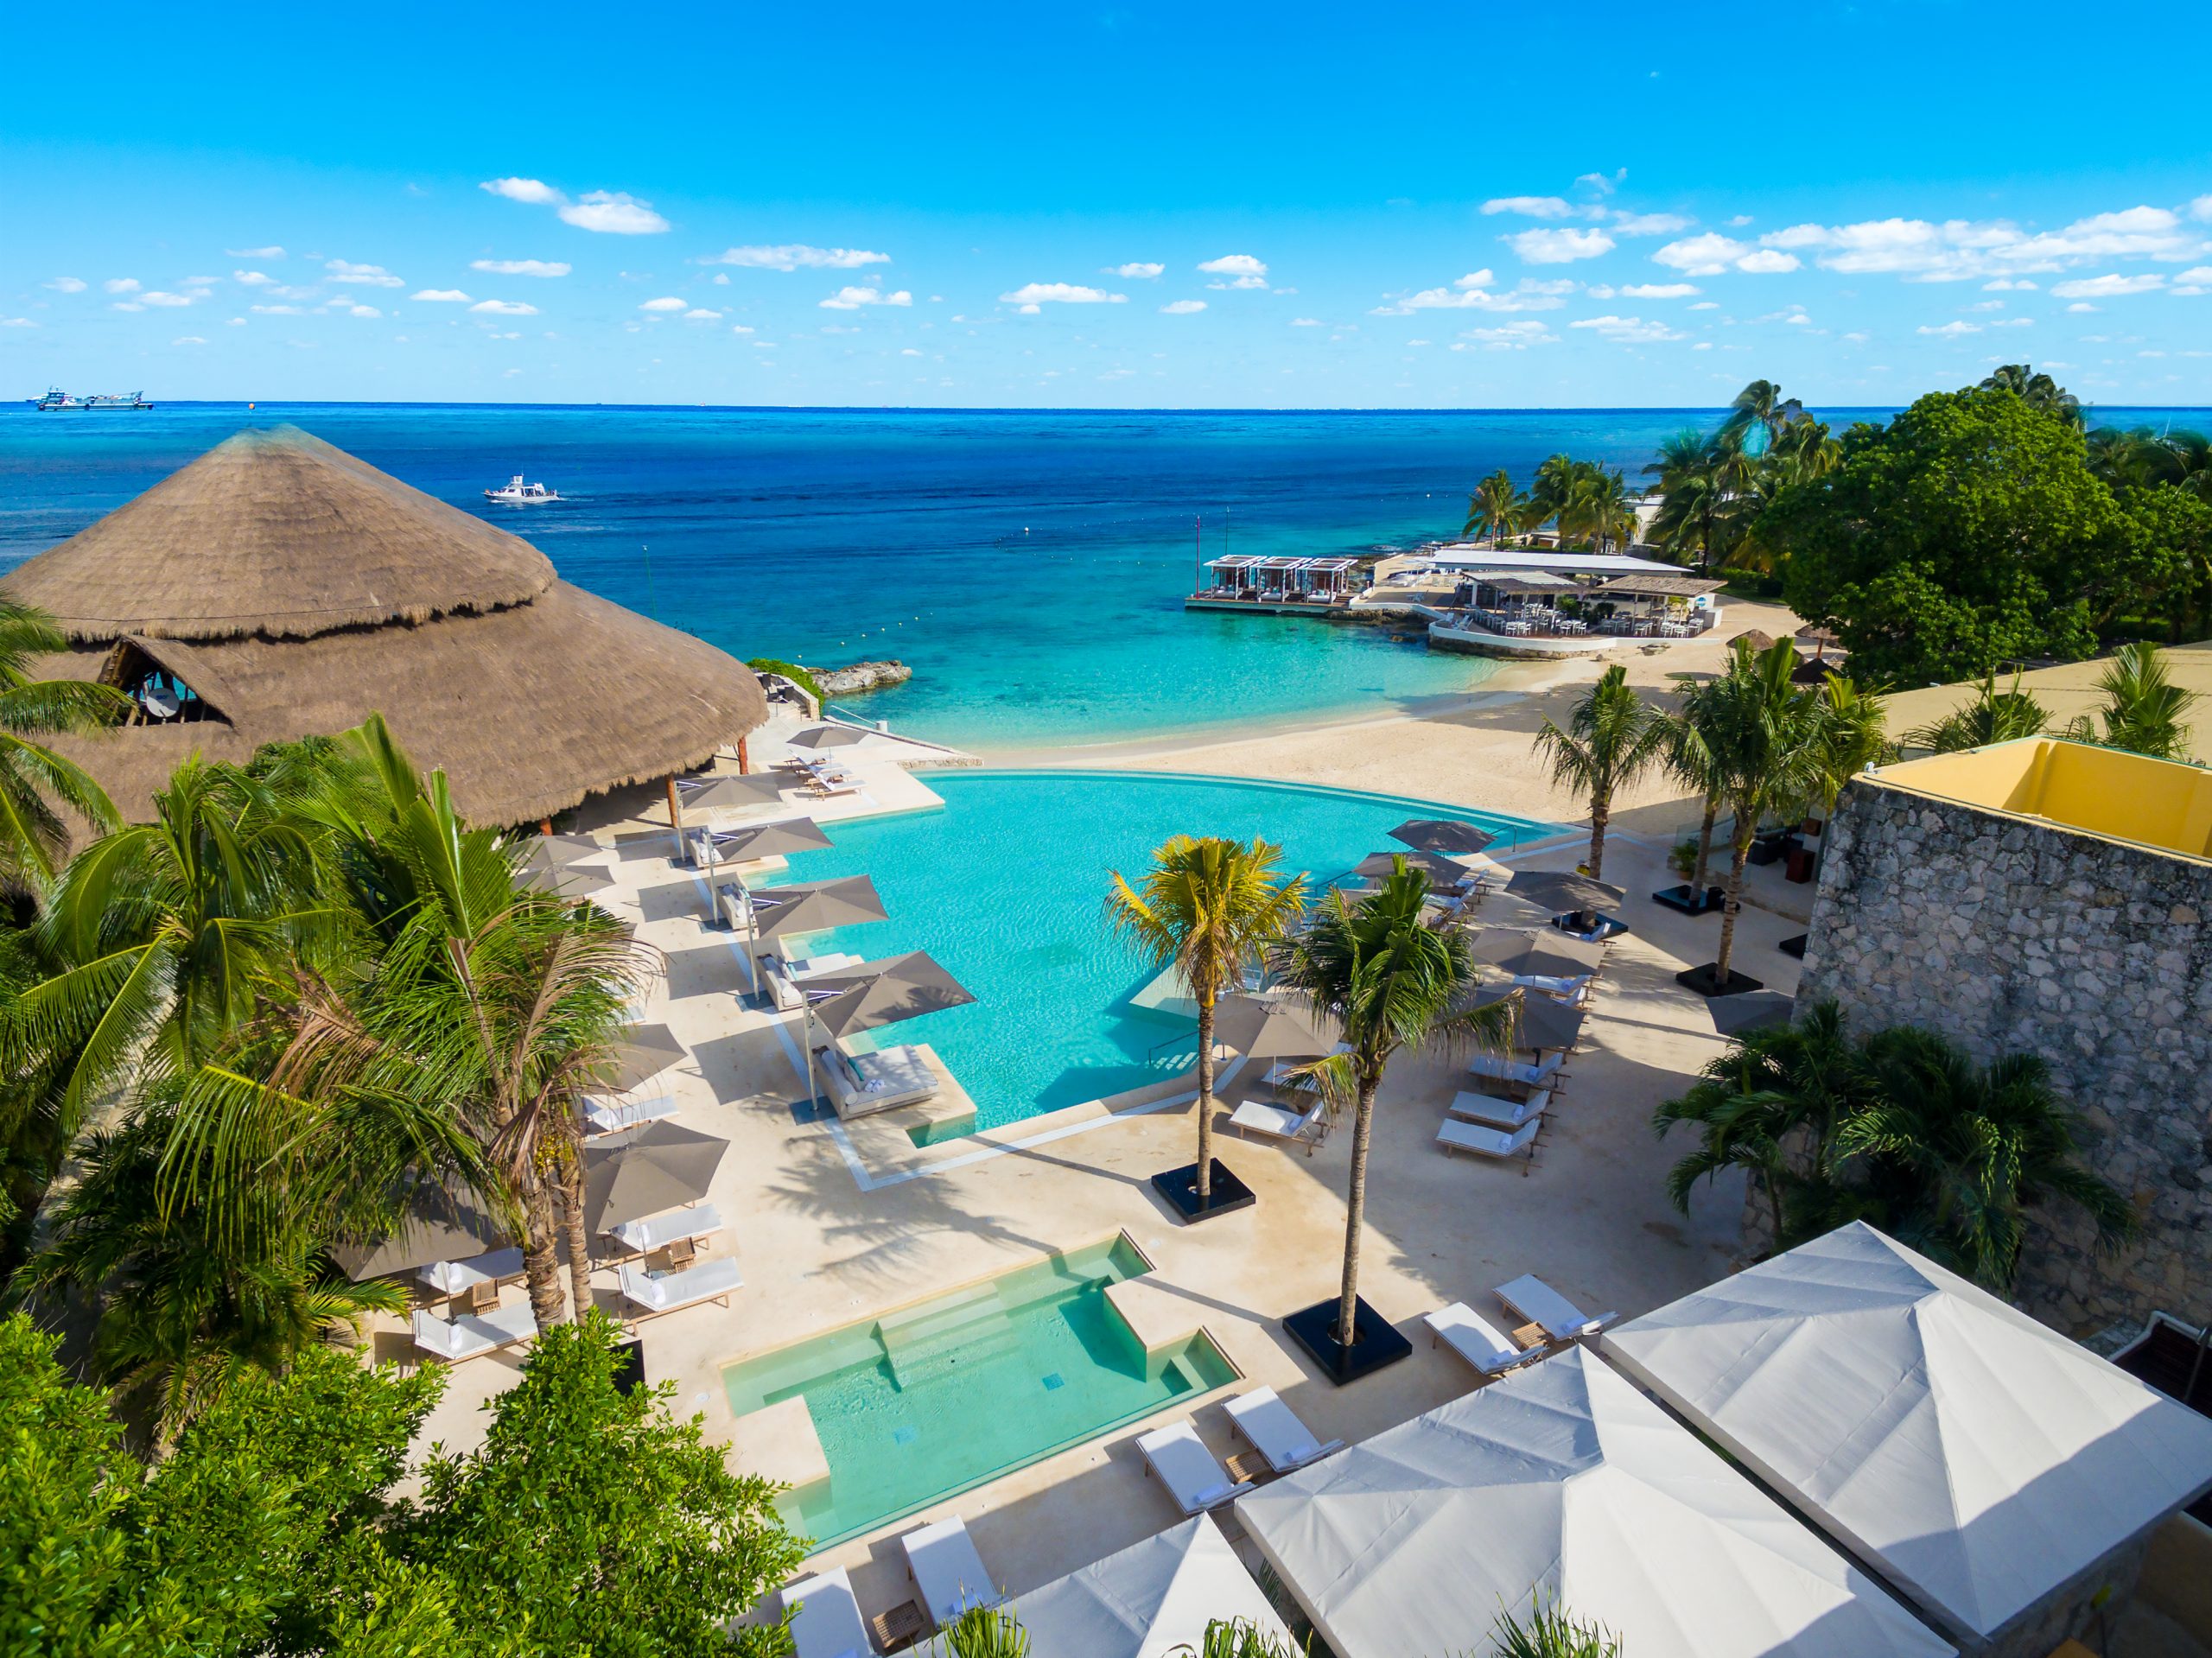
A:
1408;545;1726;658
1188;554;1361;612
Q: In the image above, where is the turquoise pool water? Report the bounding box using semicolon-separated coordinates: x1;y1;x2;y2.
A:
723;1236;1233;1547
774;769;1560;1132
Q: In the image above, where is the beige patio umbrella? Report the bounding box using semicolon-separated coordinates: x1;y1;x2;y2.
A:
1212;991;1340;1060
673;771;798;857
1389;818;1497;857
333;1173;505;1281
1467;985;1586;1053
690;810;833;873
594;1022;687;1094
515;833;613;896
1503;868;1626;916
798;950;976;1109
1469;928;1608;980
582;1121;729;1231
1350;849;1471;886
790;724;871;750
519;860;614;898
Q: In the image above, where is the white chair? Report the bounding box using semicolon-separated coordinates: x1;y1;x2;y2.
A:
1436;1117;1541;1160
900;1515;1000;1628
1425;1302;1545;1375
1228;1097;1327;1156
1495;1273;1618;1341
410;1301;537;1362
1224;1387;1343;1473
1135;1420;1252;1515
1467;1050;1563;1089
1448;1089;1549;1129
417;1246;524;1296
616;1255;742;1318
585;1094;679;1134
780;1566;872;1658
607;1203;723;1258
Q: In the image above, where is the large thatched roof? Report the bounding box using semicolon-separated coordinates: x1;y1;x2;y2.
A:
7;427;767;828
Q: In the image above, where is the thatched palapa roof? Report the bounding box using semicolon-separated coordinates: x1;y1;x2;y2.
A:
8;427;767;828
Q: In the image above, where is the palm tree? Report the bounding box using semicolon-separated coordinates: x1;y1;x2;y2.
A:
1105;836;1306;1213
1807;674;1893;829
1655;675;1726;906
1269;864;1513;1360
2060;641;2199;759
0;598;129;895
1904;670;2051;753
1644;432;1732;570
1841;1026;2133;1289
1531;665;1668;880
1719;379;1806;452
1464;469;1525;547
1525;454;1587;546
2140;428;2212;500
1561;469;1637;554
1980;364;2082;426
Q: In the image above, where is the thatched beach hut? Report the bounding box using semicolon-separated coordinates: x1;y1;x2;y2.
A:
3;426;767;828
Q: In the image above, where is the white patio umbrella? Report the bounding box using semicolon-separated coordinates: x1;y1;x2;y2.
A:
1016;1515;1291;1658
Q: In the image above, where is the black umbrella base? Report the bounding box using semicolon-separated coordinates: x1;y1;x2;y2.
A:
1284;1295;1414;1385
1779;933;1809;960
1651;884;1726;916
1151;1159;1256;1223
610;1338;646;1395
1677;963;1764;998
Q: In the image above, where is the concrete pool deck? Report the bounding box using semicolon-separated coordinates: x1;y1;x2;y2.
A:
371;786;1793;1625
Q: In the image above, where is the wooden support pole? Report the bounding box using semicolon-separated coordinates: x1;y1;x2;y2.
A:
665;775;681;831
736;734;750;776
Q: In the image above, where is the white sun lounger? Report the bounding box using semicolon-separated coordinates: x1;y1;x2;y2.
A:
584;1094;680;1135
607;1202;723;1257
781;1566;872;1658
1447;1088;1549;1129
1495;1272;1618;1340
1467;1051;1564;1088
820;1044;940;1116
1425;1302;1546;1375
1436;1117;1541;1160
901;1515;1001;1628
760;951;864;1011
410;1301;537;1362
1224;1387;1343;1473
417;1245;524;1296
1512;974;1593;1007
617;1255;742;1318
1228;1097;1328;1155
1135;1420;1253;1515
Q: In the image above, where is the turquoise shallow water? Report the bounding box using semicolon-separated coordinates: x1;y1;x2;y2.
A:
773;769;1559;1130
722;1236;1233;1547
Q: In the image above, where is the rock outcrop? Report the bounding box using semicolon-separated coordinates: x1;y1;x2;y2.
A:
811;658;912;696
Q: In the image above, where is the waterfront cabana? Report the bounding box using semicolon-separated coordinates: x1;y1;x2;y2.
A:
4;426;768;829
1585;572;1726;636
1198;554;1262;598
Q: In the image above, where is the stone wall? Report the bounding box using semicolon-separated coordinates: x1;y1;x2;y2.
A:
1799;778;2212;1336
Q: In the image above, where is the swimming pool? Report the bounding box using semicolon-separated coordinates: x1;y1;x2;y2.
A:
772;769;1560;1132
723;1235;1234;1547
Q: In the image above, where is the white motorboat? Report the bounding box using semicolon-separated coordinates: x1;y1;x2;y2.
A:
483;474;561;504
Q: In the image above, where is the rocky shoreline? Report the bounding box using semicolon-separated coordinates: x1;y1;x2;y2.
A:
810;657;913;696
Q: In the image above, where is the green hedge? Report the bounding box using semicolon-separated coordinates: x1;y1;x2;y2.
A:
745;657;824;704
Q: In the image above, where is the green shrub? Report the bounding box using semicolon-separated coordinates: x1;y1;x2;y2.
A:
747;657;824;704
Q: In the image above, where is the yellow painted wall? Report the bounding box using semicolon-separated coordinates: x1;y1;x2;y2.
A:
1872;740;2212;861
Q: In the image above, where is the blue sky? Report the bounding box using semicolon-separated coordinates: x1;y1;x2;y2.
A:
3;1;2209;410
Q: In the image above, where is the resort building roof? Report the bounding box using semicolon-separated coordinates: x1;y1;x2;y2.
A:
1864;738;2212;861
1422;544;1683;576
1604;1222;2212;1648
1588;572;1728;600
5;426;767;828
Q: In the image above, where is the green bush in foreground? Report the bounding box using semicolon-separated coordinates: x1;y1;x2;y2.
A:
747;657;825;705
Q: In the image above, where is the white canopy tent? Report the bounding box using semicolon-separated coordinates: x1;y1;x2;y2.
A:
1604;1222;2212;1649
1014;1515;1291;1658
1236;1344;1950;1658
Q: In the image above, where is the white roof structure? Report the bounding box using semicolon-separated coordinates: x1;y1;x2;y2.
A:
1423;544;1681;576
1014;1515;1292;1658
1604;1223;2212;1647
1236;1344;1952;1658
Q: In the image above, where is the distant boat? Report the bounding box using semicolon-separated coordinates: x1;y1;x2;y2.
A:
34;388;152;410
483;474;562;505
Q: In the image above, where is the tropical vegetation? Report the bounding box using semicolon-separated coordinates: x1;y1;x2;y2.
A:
1531;664;1669;880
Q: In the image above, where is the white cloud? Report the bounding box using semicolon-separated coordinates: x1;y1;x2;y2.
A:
471;299;539;315
1576;169;1624;194
1652;233;1796;276
1376;271;1571;314
481;177;561;203
1842;330;1871;343
344;304;382;318
326;259;403;287
730;323;754;334
1290;317;1321;327
226;245;285;258
1457;320;1554;349
1918;321;1981;336
44;276;86;293
683;308;721;321
1000;283;1126;311
559;190;668;234
1509;227;1614;264
1618;282;1700;298
2174;266;2212;295
1967;300;2005;312
471;258;570;276
900;346;923;356
1758;206;2209;283
2193;195;2212;222
1198;254;1268;289
172;335;207;346
233;270;276;286
1481;196;1574;218
1;317;36;328
639;296;689;312
1160;299;1206;314
819;286;912;309
2050;272;2164;298
250;303;302;314
412;289;472;302
704;244;889;270
1688;301;1719;310
138;291;196;308
1570;314;1684;342
1983;278;2038;290
2066;302;2101;313
226;317;245;327
1108;262;1165;278
1610;212;1693;236
1735;249;1801;273
104;277;140;294
1989;316;2034;327
1727;214;1754;227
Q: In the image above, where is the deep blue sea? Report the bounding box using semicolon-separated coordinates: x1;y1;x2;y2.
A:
2;402;2198;750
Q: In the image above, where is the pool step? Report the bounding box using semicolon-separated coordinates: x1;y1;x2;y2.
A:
877;1282;1024;1389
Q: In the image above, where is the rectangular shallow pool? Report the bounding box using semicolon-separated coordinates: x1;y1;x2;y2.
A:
722;1236;1235;1547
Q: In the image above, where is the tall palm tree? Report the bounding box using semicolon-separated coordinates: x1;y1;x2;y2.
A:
1644;433;1731;570
2061;641;2199;759
1719;379;1805;451
1807;674;1893;828
1698;640;1827;989
1532;665;1668;881
1904;670;2051;753
1105;836;1306;1212
1525;454;1586;545
2140;428;2212;500
1269;865;1513;1356
1463;468;1525;547
1655;675;1727;905
1980;364;2082;427
0;599;129;895
1562;469;1637;554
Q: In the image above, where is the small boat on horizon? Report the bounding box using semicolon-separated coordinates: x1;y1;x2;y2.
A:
34;388;152;410
483;474;562;505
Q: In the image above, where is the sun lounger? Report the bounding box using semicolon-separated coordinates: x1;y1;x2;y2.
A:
1447;1088;1549;1129
1467;1050;1564;1089
781;1566;872;1658
1495;1273;1618;1341
417;1245;524;1296
1224;1387;1343;1473
1512;974;1593;1007
900;1515;1001;1628
617;1255;742;1318
1436;1117;1541;1160
410;1301;537;1362
819;1044;940;1117
1135;1420;1253;1515
760;951;864;1011
1425;1301;1546;1375
584;1094;680;1134
1228;1096;1328;1156
607;1202;723;1257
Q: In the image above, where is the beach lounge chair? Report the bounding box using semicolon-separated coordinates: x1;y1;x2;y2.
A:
760;951;864;1011
1512;974;1594;1007
1224;1387;1344;1474
1436;1117;1541;1160
1447;1088;1549;1129
1466;1050;1564;1089
1495;1273;1618;1341
1135;1420;1253;1515
780;1566;873;1658
607;1202;723;1259
819;1045;940;1117
1425;1302;1546;1375
900;1515;1001;1628
616;1255;742;1318
584;1094;680;1135
410;1301;537;1362
1227;1096;1327;1156
417;1245;524;1297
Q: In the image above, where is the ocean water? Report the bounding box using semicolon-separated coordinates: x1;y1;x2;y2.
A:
3;400;2196;750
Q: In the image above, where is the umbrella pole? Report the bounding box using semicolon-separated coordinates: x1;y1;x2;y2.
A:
803;1004;821;1114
